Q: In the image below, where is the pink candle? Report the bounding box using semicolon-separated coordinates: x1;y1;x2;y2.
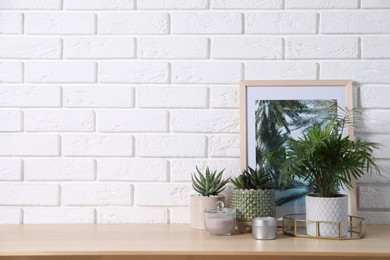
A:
204;216;236;236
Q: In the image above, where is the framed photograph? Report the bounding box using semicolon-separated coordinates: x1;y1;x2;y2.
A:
240;80;354;218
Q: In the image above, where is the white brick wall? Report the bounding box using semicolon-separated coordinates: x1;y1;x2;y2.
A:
359;86;390;108
138;0;208;10
0;0;389;224
136;135;206;157
321;62;390;83
0;62;23;83
0;183;59;206
171;159;240;181
137;86;208;108
99;13;169;34
0;13;23;34
97;158;168;181
0;135;60;156
359;186;390;209
135;183;192;206
26;61;97;83
25;110;95;132
138;37;209;59
171;110;239;133
99;62;169;83
362;37;390;58
285;0;358;9
0;159;22;181
24;207;95;224
25;13;96;35
64;37;136;59
97;207;168;223
211;0;282;9
63;135;133;156
24;159;95;181
286;37;358;59
245;62;317;80
246;12;318;34
210;86;239;108
0;111;22;132
62;183;132;206
171;62;242;83
0;0;62;10
321;11;390;33
0;37;61;59
0;85;61;107
97;110;168;132
212;37;282;59
0;208;22;224
361;0;390;9
172;12;243;34
209;135;240;157
63;85;134;108
64;0;135;10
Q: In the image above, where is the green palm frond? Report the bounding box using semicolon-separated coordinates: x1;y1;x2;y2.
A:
280;112;381;198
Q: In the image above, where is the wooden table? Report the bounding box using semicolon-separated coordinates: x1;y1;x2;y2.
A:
0;224;389;260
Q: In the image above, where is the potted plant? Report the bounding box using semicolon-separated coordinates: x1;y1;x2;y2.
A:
190;166;229;229
280;115;380;237
230;167;275;232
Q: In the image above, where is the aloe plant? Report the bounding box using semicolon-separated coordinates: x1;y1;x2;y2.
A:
191;166;229;196
231;166;273;190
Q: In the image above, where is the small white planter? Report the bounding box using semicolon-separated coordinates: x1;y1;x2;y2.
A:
190;195;224;230
306;194;348;237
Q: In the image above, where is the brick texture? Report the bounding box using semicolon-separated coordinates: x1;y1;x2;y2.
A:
0;37;61;59
99;13;168;34
25;61;96;83
25;13;96;34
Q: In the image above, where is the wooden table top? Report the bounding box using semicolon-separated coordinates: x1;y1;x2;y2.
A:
0;224;389;259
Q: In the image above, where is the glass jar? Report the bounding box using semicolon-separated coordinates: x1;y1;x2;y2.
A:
204;201;236;236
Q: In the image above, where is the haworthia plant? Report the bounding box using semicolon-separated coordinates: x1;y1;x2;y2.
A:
191;166;229;196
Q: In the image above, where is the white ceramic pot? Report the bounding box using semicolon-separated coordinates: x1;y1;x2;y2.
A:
190;195;224;230
306;194;348;237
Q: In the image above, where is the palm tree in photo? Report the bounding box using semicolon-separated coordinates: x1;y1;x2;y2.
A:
255;99;338;206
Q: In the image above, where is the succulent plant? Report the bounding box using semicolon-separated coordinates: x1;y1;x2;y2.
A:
191;166;229;196
231;166;273;190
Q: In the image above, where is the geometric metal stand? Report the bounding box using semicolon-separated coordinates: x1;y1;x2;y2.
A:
283;214;366;240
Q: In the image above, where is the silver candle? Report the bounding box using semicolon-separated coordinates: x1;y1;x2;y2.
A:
252;217;277;240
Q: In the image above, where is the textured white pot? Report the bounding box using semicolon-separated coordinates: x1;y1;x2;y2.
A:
190;195;224;230
306;194;348;237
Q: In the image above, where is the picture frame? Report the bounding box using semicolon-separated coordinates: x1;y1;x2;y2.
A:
240;80;354;218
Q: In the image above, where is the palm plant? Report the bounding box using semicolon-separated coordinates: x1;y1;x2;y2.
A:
280;114;380;197
191;166;229;196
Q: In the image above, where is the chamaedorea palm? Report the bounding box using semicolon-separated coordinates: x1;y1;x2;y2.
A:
280;114;380;198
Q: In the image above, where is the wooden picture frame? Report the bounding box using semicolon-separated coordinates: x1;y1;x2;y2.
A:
240;80;354;218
